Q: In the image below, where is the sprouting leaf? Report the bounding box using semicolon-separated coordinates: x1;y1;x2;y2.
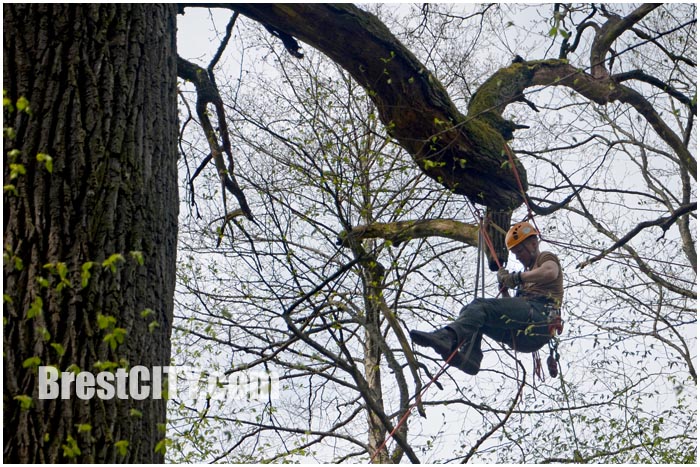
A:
22;356;42;369
93;361;118;372
16;96;30;113
76;423;92;433
140;308;154;319
104;327;126;350
14;395;33;410
27;296;43;319
81;262;94;288
39;327;51;341
9;163;26;180
115;440;129;456
62;435;81;459
50;343;66;357
97;313;116;330
3;91;14;111
102;253;125;273
36;153;53;173
129;251;144;266
154;438;171;455
54;262;70;292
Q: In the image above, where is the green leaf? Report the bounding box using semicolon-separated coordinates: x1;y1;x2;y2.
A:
16;96;30;113
102;253;125;273
39;327;51;341
22;356;42;369
154;438;171;455
140;308;154;319
129;251;144;266
97;313;116;330
104;327;127;350
114;440;129;456
81;262;94;288
148;321;160;333
55;262;70;292
3;91;14;111
27;296;43;319
76;423;92;433
50;343;66;357
14;395;33;410
9;163;26;180
36;153;53;173
93;360;118;372
62;435;81;459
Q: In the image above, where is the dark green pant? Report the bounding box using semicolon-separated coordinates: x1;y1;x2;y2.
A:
448;297;551;353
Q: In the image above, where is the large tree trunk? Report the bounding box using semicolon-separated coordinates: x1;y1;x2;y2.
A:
3;4;178;463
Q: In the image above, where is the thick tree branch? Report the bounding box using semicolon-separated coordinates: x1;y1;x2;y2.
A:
480;59;697;178
612;69;696;113
590;3;660;78
224;3;527;211
338;219;479;248
177;56;254;220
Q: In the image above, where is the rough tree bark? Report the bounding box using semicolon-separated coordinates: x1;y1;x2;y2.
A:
3;4;178;462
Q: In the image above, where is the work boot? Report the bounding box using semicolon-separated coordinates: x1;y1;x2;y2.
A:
449;346;483;375
409;327;457;359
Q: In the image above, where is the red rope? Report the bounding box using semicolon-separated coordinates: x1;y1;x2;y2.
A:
503;144;540;233
369;146;532;462
367;340;466;463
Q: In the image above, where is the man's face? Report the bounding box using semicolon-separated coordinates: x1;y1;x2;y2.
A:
511;237;536;267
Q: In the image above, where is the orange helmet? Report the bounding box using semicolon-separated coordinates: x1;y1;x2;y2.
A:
505;222;539;250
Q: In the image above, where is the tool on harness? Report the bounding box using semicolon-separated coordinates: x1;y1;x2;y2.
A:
545;303;564;336
547;336;560;378
545;304;563;378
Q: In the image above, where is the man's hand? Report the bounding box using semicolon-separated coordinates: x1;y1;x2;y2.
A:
497;268;520;289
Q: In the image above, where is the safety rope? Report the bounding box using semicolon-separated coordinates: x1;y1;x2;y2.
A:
367;337;469;463
369;144;561;462
503;143;541;232
501;149;581;452
473;227;483;299
552;335;582;455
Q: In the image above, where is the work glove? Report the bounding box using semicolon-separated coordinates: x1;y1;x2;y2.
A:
497;268;521;289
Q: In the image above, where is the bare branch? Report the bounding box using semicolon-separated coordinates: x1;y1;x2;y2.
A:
577;202;697;269
589;3;661;79
177;56;254;220
612;69;696;113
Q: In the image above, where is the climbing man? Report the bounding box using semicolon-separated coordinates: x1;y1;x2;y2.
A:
409;221;563;375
